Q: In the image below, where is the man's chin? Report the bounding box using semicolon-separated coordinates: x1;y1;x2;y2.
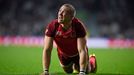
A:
58;20;64;24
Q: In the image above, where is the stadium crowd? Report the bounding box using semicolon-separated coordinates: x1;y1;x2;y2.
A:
0;0;133;39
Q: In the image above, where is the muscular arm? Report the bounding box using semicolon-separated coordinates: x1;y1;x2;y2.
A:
77;37;88;72
42;36;53;71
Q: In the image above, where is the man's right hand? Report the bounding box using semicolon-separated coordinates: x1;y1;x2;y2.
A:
41;71;49;75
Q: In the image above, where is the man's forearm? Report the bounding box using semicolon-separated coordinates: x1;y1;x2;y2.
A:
43;49;51;71
79;50;87;72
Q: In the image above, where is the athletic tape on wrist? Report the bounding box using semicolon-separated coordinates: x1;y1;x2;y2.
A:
44;69;49;72
79;71;85;74
80;68;86;72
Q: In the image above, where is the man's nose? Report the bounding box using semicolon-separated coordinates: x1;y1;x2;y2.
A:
59;12;63;16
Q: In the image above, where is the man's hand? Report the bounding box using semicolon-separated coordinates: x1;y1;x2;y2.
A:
78;71;85;75
44;71;49;75
41;70;49;75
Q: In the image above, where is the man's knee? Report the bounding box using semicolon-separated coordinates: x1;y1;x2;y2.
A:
60;62;73;73
64;68;73;73
63;66;73;73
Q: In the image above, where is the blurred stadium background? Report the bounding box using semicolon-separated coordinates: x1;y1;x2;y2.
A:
0;0;134;38
0;0;134;75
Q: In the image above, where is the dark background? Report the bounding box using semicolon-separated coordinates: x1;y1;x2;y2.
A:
0;0;133;39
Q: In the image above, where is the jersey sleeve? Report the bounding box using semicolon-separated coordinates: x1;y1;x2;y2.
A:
45;20;57;37
75;20;86;38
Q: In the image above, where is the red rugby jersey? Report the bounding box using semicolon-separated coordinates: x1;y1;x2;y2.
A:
45;18;86;57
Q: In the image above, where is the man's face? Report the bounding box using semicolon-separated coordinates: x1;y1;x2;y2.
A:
58;6;73;24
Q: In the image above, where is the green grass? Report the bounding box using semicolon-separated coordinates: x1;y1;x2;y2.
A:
0;45;134;75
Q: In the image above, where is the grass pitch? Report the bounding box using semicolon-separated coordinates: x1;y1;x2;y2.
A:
0;45;134;75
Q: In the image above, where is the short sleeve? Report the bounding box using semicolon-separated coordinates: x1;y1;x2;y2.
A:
75;20;86;37
45;20;57;37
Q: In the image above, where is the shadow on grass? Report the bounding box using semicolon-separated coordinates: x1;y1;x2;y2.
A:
40;72;133;75
4;72;132;75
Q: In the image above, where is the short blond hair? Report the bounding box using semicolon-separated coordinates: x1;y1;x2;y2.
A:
61;4;76;17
